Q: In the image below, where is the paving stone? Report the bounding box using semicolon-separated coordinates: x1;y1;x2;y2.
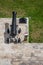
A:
0;59;11;65
19;62;26;65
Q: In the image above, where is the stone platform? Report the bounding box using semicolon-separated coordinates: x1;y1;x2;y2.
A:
0;18;28;43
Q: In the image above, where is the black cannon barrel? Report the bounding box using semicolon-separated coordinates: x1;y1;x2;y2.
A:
11;11;17;37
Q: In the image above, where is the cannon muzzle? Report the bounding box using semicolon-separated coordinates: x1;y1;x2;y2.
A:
11;11;17;37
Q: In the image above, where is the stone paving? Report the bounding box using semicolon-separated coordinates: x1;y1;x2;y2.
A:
0;43;43;65
0;18;43;65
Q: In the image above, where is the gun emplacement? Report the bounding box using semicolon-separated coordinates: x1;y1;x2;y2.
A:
4;11;28;43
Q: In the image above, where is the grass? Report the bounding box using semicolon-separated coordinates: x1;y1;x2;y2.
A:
29;20;43;43
0;0;43;42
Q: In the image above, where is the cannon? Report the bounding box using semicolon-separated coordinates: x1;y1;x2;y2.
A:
11;11;17;37
4;11;21;43
4;11;28;44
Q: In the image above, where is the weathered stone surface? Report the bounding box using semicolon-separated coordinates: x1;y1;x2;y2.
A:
0;19;43;65
0;43;43;65
0;59;11;65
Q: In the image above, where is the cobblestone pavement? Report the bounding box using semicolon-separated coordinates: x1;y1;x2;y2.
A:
0;43;43;65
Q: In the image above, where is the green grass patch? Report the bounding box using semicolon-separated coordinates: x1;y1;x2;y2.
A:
0;0;43;42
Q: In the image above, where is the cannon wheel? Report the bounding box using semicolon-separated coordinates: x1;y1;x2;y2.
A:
6;38;9;43
18;38;21;43
4;23;10;43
